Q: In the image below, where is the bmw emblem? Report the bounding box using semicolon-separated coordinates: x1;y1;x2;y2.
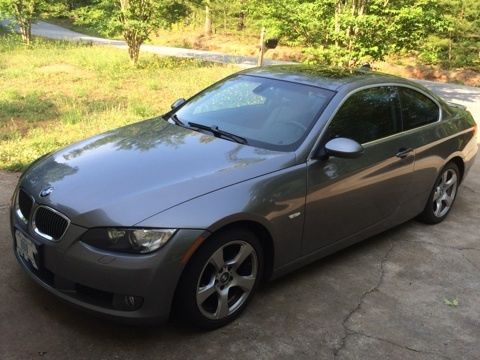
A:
40;186;54;197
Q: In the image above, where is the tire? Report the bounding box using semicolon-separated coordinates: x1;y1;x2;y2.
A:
418;162;460;224
175;227;264;330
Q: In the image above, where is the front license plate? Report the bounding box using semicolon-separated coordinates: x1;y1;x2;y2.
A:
15;230;40;270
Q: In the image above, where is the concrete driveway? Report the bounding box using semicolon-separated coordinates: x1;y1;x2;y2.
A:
1;154;480;359
1;21;480;359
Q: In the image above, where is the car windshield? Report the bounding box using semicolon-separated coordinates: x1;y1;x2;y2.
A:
174;75;334;151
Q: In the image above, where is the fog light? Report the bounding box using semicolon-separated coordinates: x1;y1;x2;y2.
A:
113;294;144;311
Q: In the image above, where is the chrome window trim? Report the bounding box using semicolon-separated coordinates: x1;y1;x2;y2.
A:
32;205;71;242
307;83;443;161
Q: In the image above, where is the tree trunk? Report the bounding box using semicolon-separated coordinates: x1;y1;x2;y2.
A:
128;43;140;66
125;34;141;66
334;1;342;47
224;9;227;34
205;1;212;37
237;0;246;31
19;20;32;45
237;11;245;31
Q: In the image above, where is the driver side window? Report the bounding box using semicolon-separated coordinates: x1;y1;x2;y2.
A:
328;87;401;144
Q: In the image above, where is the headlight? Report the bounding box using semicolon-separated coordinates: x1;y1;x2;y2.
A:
81;228;177;254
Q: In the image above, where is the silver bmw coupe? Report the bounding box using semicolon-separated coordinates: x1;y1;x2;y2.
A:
11;66;477;329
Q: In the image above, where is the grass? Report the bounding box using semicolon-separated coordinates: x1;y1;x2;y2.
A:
0;33;237;171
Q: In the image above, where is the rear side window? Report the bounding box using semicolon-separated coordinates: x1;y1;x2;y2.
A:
328;86;400;144
399;88;439;130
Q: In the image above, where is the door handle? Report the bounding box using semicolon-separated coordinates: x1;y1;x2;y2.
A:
396;148;413;159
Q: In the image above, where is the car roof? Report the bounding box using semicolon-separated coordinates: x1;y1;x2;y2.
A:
240;65;417;92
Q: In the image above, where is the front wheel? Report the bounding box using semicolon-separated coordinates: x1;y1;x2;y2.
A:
175;228;263;329
418;162;460;224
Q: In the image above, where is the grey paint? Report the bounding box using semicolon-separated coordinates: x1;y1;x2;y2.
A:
20;119;296;228
323;137;364;158
10;65;478;322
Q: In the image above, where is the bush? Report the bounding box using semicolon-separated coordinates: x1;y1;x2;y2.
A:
420;35;480;70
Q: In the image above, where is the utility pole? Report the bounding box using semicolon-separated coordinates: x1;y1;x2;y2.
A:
257;27;266;67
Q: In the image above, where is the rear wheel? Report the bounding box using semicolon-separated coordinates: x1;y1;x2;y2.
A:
176;228;263;329
418;162;460;224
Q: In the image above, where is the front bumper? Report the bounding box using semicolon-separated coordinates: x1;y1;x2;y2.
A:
10;208;205;324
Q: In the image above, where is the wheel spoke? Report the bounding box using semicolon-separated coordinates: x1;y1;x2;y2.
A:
227;243;253;270
434;199;443;216
232;274;256;292
215;289;230;319
445;194;455;206
197;281;216;305
442;171;449;185
445;173;457;190
210;248;225;271
433;188;441;201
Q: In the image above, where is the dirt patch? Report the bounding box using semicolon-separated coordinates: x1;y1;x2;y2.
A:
37;63;86;76
150;30;304;62
376;62;480;87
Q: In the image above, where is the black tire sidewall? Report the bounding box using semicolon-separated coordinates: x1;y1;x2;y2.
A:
175;227;264;330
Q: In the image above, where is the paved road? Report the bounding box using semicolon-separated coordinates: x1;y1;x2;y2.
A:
1;20;287;67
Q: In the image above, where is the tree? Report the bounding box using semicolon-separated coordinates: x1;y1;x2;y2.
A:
423;0;480;68
116;0;189;65
247;0;448;67
204;0;212;36
0;0;46;44
198;0;245;36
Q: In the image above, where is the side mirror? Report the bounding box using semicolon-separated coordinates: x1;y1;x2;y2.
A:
324;137;364;159
171;98;186;110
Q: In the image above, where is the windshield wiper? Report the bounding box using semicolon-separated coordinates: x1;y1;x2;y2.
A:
169;113;185;126
188;122;248;145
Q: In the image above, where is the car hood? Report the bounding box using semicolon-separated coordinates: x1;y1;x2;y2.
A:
21;118;296;227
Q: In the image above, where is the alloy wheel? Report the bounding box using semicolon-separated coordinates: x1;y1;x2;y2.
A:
196;241;258;320
432;168;458;218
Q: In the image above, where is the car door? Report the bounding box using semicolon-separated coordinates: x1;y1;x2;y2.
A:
392;86;444;216
303;86;415;254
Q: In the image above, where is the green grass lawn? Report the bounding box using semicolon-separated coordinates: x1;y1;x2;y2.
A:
0;34;237;171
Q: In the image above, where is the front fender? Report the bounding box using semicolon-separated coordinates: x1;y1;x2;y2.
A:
136;164;307;270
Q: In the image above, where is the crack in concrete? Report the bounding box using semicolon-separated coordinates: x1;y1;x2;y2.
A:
401;239;480;252
463;185;479;194
7;283;19;293
333;240;396;359
345;331;453;360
